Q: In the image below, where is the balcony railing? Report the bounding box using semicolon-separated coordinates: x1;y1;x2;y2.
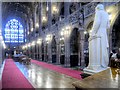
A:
84;1;120;18
50;7;84;31
84;2;98;18
48;2;120;32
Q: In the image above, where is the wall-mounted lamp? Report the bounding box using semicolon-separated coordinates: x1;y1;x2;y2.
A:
46;6;49;11
28;43;31;47
36;23;39;28
84;31;87;34
46;35;52;43
42;16;47;23
32;41;35;46
28;31;29;35
52;5;58;14
89;30;92;33
31;28;33;32
22;46;25;50
61;31;64;36
66;26;70;30
37;38;42;44
60;37;64;41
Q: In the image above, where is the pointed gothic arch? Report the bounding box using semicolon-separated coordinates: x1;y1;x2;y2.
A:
70;27;79;67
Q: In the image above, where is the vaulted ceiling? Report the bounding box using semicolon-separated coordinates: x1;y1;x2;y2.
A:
2;2;36;28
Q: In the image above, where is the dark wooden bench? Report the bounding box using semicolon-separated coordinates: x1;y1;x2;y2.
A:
110;58;120;68
19;55;31;65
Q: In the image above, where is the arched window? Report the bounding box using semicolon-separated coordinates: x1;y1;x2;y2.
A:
4;19;24;43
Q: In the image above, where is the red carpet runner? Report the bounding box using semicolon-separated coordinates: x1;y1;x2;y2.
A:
32;60;82;80
2;59;34;89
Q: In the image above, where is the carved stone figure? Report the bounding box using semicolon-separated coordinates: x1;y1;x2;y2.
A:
84;4;110;73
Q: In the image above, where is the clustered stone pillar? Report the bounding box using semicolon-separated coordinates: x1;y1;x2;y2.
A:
64;2;70;18
27;18;30;57
64;2;70;67
0;2;2;90
47;2;52;63
56;37;60;64
33;5;37;59
0;2;2;65
80;30;85;67
48;40;52;63
65;36;70;67
38;43;42;60
38;3;42;61
44;41;47;62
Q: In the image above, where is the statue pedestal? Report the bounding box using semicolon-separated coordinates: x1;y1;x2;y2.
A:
85;35;109;75
83;67;110;75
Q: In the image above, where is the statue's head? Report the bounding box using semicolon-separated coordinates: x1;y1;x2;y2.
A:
95;4;104;11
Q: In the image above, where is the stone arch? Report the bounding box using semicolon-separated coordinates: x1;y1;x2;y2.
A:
111;12;120;50
84;15;94;31
84;21;93;67
60;32;65;65
51;35;57;63
70;27;79;67
70;27;79;54
84;21;93;50
109;10;120;51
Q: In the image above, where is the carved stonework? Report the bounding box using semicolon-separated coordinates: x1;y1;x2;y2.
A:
84;2;98;18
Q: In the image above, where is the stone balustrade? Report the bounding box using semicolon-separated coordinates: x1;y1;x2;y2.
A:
84;2;98;18
37;2;120;40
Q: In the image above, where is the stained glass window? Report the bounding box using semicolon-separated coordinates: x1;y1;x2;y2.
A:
4;19;24;43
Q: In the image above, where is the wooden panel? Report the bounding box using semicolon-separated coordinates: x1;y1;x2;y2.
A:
73;68;120;89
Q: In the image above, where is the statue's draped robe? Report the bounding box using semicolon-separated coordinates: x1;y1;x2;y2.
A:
88;9;109;70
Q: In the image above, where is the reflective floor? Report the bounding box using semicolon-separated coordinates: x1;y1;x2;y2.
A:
15;62;78;88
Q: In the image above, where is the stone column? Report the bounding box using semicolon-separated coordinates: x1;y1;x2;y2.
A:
64;39;70;67
75;2;80;10
48;41;52;63
43;40;46;62
109;28;112;54
32;46;34;59
26;18;30;57
27;46;29;57
0;38;2;65
47;2;52;63
0;2;2;65
26;19;29;42
39;2;42;36
64;29;71;67
38;3;42;61
64;2;70;67
33;4;37;59
0;2;2;90
27;17;31;42
33;4;37;37
79;30;85;67
38;43;42;61
64;2;70;18
56;39;60;64
78;31;81;66
47;2;52;30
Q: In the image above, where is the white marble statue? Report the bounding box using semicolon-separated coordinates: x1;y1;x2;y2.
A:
84;4;110;73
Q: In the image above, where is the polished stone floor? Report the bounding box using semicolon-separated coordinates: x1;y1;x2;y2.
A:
15;62;78;88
